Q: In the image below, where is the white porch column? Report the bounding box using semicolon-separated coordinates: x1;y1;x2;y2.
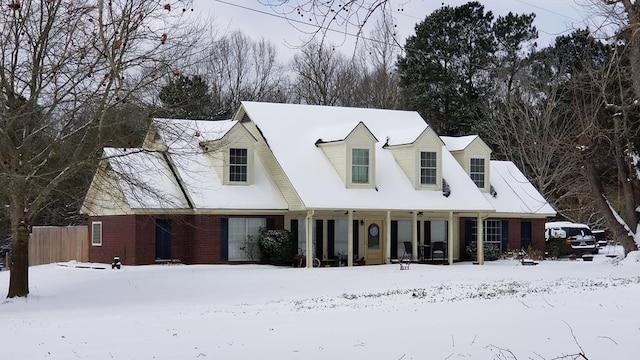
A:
347;210;354;267
448;211;454;265
305;210;314;268
385;211;391;264
476;212;484;265
412;211;418;261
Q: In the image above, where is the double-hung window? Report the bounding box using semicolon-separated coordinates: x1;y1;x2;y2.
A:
229;148;248;182
91;221;102;246
420;151;437;185
470;158;485;188
352;148;369;184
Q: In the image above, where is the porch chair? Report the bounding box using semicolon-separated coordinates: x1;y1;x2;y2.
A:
400;241;412;270
431;241;446;264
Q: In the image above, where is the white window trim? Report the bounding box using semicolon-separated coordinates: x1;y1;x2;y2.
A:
223;146;253;185
347;145;375;188
416;148;441;190
470;157;486;189
91;221;102;247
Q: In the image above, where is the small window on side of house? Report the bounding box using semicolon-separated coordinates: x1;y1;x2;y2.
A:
352;148;369;184
470;158;485;188
91;221;102;246
229;148;248;183
420;151;437;185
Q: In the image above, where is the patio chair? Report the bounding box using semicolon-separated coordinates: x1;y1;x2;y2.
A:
432;241;446;263
400;241;412;269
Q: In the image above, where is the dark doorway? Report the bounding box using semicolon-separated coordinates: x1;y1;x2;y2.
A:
521;221;532;250
155;219;172;260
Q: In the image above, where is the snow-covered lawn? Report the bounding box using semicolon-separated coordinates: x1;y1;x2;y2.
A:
1;247;638;359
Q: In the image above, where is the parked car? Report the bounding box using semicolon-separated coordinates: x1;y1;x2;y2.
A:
545;221;599;256
592;229;609;247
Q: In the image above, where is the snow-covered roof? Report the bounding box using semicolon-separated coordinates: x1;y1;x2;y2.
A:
152;119;288;210
485;161;556;216
104;148;189;209
240;101;494;212
98;102;555;217
440;135;478;151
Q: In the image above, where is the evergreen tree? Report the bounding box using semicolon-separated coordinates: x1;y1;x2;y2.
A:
159;75;217;119
398;1;495;135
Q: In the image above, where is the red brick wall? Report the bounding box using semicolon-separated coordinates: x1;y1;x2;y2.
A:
134;216;155;265
90;214;286;265
531;218;546;252
507;218;522;251
192;215;221;264
88;215;137;265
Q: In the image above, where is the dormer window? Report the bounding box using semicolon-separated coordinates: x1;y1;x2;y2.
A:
229;148;248;182
420;151;437;185
470;158;485;188
351;148;369;183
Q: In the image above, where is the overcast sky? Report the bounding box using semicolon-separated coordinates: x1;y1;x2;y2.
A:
195;0;610;61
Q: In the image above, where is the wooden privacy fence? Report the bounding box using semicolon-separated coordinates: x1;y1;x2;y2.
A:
29;226;88;266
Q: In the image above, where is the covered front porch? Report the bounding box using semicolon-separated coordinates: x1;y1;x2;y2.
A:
285;209;492;267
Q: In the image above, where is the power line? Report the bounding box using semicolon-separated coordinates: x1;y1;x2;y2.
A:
211;0;404;48
515;0;582;22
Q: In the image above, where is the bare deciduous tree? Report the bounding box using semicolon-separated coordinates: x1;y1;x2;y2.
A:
261;0;401;49
0;0;202;298
356;17;401;109
203;31;287;118
291;42;363;106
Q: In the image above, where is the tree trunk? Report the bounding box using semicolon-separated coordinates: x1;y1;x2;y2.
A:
7;222;29;298
582;156;638;255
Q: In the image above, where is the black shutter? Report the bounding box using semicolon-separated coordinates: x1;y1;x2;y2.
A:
291;219;299;252
352;220;359;258
424;221;432;244
220;218;228;261
391;220;398;259
521;221;532;250
315;219;323;260
266;218;275;230
501;220;509;251
327;220;335;259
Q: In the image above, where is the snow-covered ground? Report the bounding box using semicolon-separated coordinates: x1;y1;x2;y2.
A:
1;246;638;359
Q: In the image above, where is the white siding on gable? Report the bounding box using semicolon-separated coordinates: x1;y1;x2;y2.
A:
319;142;347;184
345;125;377;188
387;128;442;190
221;126;256;185
463;140;490;192
388;145;416;187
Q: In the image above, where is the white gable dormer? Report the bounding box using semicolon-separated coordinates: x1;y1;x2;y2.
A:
142;122;168;152
316;121;378;189
442;135;492;193
201;122;258;186
384;127;443;190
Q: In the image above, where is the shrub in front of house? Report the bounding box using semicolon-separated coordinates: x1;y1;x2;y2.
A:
465;242;501;261
257;228;296;266
545;237;572;259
